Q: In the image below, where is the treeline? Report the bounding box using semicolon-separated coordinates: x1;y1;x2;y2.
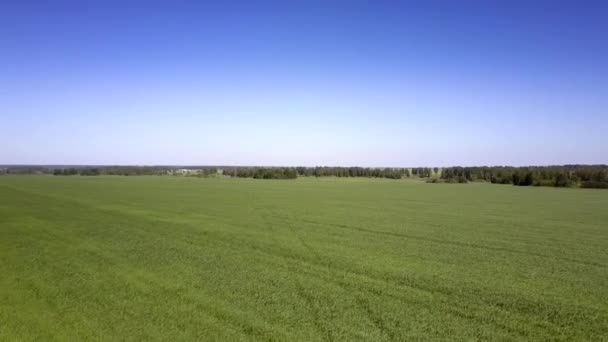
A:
3;165;427;180
222;167;297;179
0;166;215;176
0;166;51;175
221;167;420;179
440;165;608;188
294;167;410;179
52;166;178;176
2;165;607;188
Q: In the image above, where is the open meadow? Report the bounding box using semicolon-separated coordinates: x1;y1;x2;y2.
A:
1;176;607;340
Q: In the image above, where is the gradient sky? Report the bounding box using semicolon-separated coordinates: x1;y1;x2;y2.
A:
1;1;607;166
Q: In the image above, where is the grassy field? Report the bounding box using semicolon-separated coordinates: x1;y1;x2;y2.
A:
1;176;607;340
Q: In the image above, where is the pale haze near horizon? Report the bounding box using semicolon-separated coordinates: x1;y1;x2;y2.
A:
1;2;607;167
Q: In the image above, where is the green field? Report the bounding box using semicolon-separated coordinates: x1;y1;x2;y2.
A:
1;176;607;340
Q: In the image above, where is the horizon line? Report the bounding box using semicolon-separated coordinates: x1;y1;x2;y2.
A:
2;164;607;169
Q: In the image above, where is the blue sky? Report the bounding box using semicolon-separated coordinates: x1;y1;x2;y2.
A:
1;1;607;166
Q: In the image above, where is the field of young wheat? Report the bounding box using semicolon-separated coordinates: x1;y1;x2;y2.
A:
1;176;606;340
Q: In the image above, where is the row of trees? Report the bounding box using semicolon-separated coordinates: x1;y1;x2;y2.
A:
221;166;449;180
293;167;411;179
411;167;437;178
3;165;607;188
0;166;178;176
1;165;436;180
222;167;297;179
50;166;177;176
45;166;220;176
440;165;608;188
0;166;51;175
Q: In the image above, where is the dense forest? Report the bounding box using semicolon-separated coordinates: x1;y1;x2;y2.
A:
1;165;607;188
439;165;608;188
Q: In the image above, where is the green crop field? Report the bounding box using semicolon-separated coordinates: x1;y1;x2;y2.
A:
1;176;607;340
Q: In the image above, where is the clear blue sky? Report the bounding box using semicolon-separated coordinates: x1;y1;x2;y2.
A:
1;1;607;166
